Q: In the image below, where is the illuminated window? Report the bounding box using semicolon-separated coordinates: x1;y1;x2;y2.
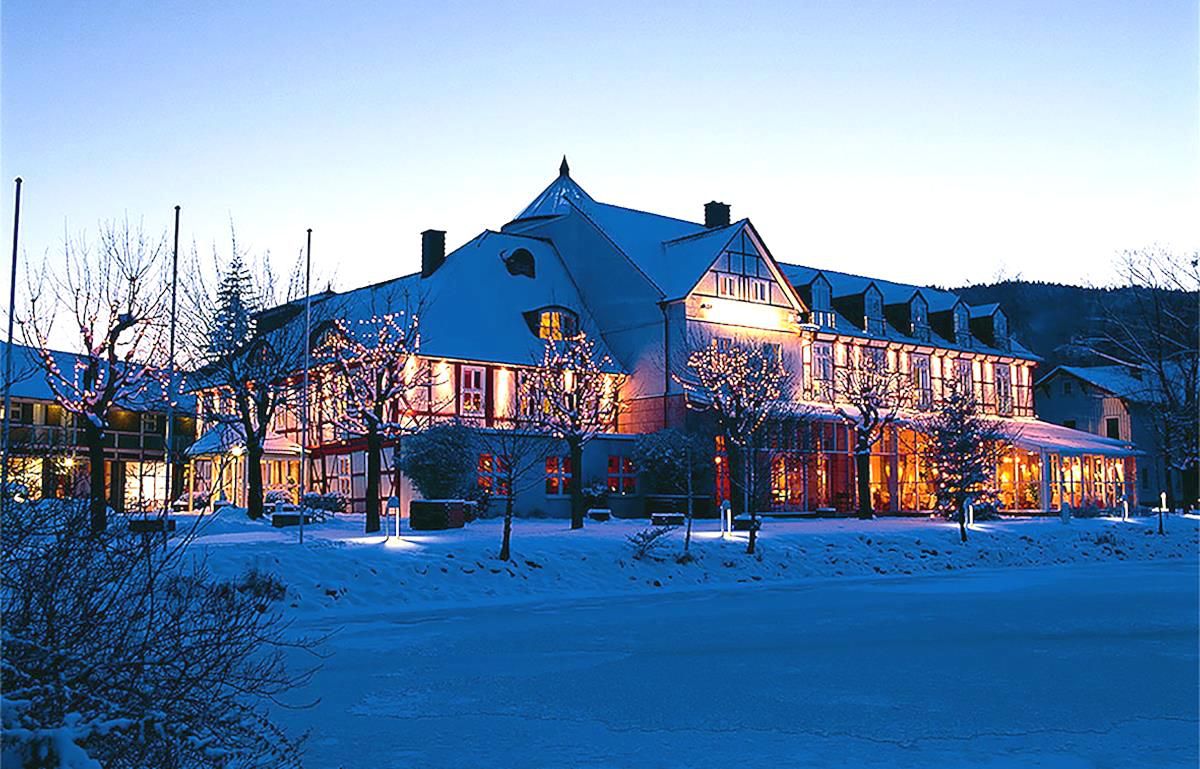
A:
460;366;485;416
717;275;740;299
478;453;511;496
911;354;932;409
537;310;578;340
995;364;1013;416
812;342;834;400
955;358;973;396
607;455;636;495
750;279;770;303
545;455;572;496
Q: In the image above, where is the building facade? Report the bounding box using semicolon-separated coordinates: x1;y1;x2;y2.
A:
1;342;195;512
187;162;1138;517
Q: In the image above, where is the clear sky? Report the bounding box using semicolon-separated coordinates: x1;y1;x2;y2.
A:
2;0;1197;303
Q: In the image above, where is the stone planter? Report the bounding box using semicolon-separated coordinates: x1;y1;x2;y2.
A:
409;499;467;531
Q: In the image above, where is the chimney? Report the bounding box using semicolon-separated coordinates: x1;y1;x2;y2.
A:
704;201;730;228
421;229;446;278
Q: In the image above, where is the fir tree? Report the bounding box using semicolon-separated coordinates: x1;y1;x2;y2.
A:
210;248;258;356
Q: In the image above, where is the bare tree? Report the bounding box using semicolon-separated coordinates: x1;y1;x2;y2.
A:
471;426;551;560
632;428;709;559
1;498;319;768
677;334;795;554
519;332;626;530
834;348;909;519
180;233;307;519
917;379;1012;542
316;290;431;533
1076;247;1199;510
19;221;169;533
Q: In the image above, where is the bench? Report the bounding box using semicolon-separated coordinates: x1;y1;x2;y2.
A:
271;513;317;528
650;512;685;526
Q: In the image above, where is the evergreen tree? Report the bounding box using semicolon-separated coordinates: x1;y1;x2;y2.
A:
210;249;258;356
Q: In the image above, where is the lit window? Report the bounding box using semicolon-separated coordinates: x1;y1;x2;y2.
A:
460;366;485;416
812;342;834;401
545;455;572;496
955;358;973;396
537;311;566;340
750;279;770;303
911;354;932;409
995;364;1013;416
717;275;740;299
478;453;511;496
607;455;636;495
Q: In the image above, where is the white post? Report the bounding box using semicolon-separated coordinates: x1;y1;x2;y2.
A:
966;502;974;527
389;494;400;539
1160;491;1167;513
1122;498;1129;521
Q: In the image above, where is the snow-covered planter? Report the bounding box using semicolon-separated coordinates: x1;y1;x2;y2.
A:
302;491;347;514
587;508;611;522
409;499;467;530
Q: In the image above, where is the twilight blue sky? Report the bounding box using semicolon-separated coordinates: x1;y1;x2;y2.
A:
2;0;1196;299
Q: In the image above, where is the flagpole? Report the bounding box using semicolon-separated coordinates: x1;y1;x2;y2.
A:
163;204;180;514
1;177;23;517
299;228;312;545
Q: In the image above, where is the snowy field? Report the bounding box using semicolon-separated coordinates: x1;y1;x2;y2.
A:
177;511;1200;767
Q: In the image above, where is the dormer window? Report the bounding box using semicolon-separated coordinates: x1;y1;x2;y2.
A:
537;308;578;340
864;289;884;336
993;312;1009;349
809;278;835;327
911;295;930;341
953;305;970;343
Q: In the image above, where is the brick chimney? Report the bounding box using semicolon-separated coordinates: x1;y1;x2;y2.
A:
704;201;730;228
421;229;446;278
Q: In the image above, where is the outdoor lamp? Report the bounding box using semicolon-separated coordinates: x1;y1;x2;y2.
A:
387;495;401;538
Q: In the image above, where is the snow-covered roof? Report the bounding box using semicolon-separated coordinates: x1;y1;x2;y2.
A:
1;341;194;413
1009;418;1139;457
185;421;301;457
1036;365;1163;404
225;228;624;376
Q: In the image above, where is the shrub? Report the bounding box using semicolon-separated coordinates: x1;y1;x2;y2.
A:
631;428;709;495
582;481;610;509
627;526;675;560
302;491;347;513
264;489;291;505
397;422;476;500
464;485;493;519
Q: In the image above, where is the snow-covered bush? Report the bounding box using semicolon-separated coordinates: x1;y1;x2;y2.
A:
1;498;315;768
582;482;610;510
627;526;674;560
302;491;347;513
265;488;292;505
397;422;475;500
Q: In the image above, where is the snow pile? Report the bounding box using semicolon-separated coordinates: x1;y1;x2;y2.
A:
191;514;1200;615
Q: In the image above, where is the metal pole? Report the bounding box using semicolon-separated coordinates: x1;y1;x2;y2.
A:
1;177;23;517
163;205;180;514
299;228;312;544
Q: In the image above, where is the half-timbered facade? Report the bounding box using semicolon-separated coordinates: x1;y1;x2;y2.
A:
186;160;1139;516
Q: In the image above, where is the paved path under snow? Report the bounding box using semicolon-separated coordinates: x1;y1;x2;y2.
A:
281;561;1199;769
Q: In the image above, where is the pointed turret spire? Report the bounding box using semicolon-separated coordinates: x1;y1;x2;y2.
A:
559;155;570;177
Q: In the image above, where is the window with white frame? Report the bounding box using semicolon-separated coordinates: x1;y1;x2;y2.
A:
545;455;572;496
812;342;834;400
460;366;485;416
911;354;932;409
864;290;885;335
717;275;740;299
607;455;636;495
955;358;974;397
911;295;930;340
995;363;1013;416
810;279;835;327
954;305;970;342
713;336;733;353
750;279;770;303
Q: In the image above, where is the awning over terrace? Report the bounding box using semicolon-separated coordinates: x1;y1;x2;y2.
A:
185;422;302;457
1008;419;1138;458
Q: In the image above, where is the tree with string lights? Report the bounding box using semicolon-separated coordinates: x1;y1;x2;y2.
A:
317;290;433;533
833;347;909;519
677;334;796;555
20;220;169;533
519;331;626;530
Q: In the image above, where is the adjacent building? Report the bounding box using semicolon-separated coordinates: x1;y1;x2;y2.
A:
187;161;1140;517
1;342;195;512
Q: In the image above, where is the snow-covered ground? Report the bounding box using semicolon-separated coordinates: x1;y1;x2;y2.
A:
180;511;1198;767
187;510;1200;614
273;559;1197;768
